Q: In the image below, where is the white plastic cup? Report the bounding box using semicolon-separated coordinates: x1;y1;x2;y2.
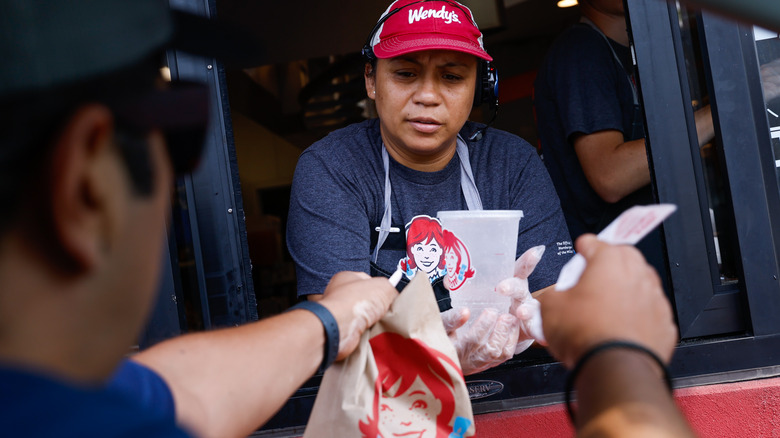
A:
436;210;524;327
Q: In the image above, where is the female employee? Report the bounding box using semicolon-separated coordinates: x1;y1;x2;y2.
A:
287;0;573;374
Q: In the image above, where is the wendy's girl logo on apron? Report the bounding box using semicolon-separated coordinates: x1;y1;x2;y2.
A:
398;215;475;291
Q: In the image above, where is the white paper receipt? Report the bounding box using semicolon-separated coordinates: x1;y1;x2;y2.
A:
555;204;677;291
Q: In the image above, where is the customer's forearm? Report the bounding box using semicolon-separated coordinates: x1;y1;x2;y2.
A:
575;349;695;438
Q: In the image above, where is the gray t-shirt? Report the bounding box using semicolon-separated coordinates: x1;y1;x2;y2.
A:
287;119;573;303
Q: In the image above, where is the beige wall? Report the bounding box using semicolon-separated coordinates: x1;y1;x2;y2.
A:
231;111;301;220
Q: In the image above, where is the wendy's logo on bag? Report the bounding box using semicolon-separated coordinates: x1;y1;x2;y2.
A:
398;215;475;291
302;274;475;438
360;332;470;438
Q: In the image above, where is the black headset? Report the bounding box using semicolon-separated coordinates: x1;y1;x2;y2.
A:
361;0;499;110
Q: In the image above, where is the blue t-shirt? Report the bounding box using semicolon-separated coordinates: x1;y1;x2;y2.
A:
287;119;573;308
0;360;191;438
533;23;646;239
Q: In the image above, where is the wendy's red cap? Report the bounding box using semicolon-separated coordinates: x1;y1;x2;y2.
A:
368;0;493;61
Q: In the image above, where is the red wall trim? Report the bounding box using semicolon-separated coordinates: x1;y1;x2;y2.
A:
474;376;780;437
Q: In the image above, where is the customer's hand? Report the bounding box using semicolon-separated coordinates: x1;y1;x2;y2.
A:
541;235;677;369
318;271;399;360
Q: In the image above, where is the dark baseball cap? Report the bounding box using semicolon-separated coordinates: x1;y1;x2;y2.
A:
0;0;260;174
2;0;172;96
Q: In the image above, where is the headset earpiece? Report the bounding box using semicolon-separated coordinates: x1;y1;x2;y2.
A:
469;61;499;141
362;44;376;63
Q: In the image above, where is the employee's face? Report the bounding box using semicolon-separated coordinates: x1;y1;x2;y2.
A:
366;50;477;167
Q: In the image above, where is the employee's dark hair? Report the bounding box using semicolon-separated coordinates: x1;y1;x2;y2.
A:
0;54;162;235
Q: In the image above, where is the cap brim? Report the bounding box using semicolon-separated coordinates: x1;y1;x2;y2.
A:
119;10;266;173
114;82;209;131
113;81;209;174
372;34;493;61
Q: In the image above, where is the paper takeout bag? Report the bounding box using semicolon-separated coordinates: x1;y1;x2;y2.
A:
303;274;475;437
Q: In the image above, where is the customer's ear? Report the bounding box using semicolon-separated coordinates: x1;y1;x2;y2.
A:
48;104;121;272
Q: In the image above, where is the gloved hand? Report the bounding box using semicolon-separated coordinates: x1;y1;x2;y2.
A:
440;245;547;374
496;245;547;351
441;306;521;375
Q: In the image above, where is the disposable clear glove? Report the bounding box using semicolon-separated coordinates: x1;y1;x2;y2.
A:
441;306;521;375
495;245;547;351
440;245;547;374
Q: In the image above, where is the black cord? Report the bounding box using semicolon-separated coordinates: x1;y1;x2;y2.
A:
468;103;498;141
564;340;673;425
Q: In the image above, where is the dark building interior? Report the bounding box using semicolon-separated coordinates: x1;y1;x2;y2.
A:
214;0;582;316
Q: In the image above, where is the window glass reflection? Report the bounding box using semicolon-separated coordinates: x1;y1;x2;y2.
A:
753;26;780;192
676;4;741;285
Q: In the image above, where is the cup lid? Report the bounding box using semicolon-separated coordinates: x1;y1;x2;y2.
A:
437;210;524;220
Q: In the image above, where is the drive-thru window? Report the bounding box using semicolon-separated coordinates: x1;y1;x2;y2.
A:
143;0;780;435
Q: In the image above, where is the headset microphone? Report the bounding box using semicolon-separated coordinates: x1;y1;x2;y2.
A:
468;105;498;141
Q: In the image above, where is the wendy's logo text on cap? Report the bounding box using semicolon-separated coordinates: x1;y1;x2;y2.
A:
408;5;461;25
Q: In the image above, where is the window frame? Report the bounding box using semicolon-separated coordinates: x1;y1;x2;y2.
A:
162;0;258;330
626;0;780;339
